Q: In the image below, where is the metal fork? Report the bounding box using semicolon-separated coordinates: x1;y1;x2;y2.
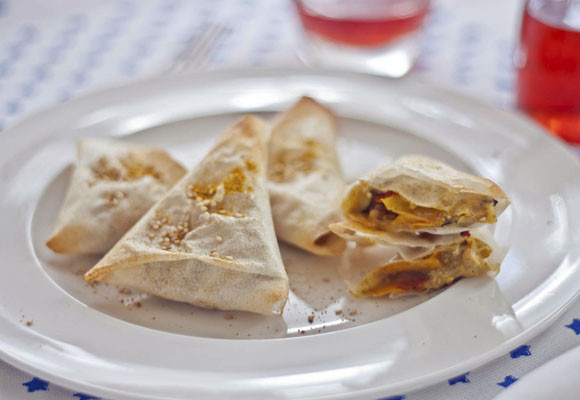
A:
166;22;228;74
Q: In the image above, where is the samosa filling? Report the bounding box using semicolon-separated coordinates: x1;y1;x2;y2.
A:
355;236;494;297
360;190;497;231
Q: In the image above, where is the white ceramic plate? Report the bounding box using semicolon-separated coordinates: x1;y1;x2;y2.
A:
1;69;579;400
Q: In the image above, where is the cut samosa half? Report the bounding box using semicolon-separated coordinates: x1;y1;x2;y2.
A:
84;116;289;315
340;155;510;235
46;139;186;255
268;96;346;256
352;230;501;298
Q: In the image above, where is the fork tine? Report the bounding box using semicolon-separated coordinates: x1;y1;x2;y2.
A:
172;23;222;73
167;22;225;74
189;25;226;71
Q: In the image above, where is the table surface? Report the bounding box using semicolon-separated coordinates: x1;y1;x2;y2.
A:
0;0;579;399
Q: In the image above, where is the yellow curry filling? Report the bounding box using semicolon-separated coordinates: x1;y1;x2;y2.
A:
359;190;497;231
354;236;495;297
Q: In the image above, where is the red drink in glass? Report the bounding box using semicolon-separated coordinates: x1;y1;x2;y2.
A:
516;0;580;143
295;1;429;48
293;0;430;77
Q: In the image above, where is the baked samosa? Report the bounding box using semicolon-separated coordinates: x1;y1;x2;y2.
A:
46;139;186;254
84;116;289;315
351;230;500;297
268;97;346;256
339;155;510;235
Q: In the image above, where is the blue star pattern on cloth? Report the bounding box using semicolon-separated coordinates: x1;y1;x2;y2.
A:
73;393;100;400
565;318;580;335
497;375;518;388
448;372;470;385
22;377;49;392
510;345;532;358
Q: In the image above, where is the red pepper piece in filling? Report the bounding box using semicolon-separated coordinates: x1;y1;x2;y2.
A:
394;271;429;291
372;190;396;204
460;231;471;237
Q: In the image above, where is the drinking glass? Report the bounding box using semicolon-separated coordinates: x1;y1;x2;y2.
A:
294;0;430;78
516;0;580;143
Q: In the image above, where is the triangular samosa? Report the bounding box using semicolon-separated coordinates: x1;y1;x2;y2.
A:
84;116;289;315
47;139;186;254
268;97;346;256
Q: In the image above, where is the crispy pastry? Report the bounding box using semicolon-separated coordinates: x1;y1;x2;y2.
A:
84;116;289;315
268;97;346;256
46;139;186;254
338;155;510;235
351;230;501;297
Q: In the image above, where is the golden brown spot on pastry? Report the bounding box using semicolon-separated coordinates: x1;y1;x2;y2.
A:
185;166;251;202
186;183;216;200
120;155;161;180
223;166;247;194
91;157;121;181
91;155;161;183
269;139;320;182
245;159;258;172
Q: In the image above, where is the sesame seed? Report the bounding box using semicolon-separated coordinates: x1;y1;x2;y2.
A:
234;213;243;218
224;256;234;261
216;236;223;242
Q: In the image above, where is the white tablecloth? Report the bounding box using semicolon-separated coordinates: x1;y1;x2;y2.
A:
1;0;579;399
